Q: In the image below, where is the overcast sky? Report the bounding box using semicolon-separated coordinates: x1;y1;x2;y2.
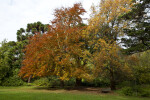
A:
0;0;99;42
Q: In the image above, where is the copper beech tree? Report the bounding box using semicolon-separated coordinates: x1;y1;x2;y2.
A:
19;3;91;86
19;1;133;89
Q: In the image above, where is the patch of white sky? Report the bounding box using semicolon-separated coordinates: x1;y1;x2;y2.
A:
0;0;100;42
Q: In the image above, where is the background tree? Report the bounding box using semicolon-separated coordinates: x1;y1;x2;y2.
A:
121;0;150;54
93;39;131;90
16;21;48;42
0;40;10;84
0;40;24;86
26;21;48;34
126;50;150;85
88;0;132;42
84;0;133;90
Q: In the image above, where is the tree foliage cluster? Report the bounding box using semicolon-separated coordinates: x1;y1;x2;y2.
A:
121;0;150;54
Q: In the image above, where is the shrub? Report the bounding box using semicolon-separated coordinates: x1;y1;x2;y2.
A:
1;69;25;86
82;78;110;87
48;76;61;87
121;87;134;96
140;90;150;97
64;78;76;87
1;76;24;86
33;77;50;86
121;86;150;97
33;76;61;87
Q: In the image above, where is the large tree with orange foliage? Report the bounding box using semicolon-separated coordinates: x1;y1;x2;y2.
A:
19;3;90;86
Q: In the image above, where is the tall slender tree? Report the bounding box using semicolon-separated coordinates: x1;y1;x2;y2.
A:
86;0;133;90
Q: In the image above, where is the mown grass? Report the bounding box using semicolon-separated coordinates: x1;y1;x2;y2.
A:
0;86;149;100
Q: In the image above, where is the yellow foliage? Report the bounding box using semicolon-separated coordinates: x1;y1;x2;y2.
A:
88;0;133;41
92;39;132;80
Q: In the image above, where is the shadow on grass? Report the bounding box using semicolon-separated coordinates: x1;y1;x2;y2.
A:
32;86;105;93
32;86;63;90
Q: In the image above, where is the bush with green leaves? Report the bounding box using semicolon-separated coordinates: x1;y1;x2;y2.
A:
1;76;24;86
82;78;110;87
1;69;25;86
33;77;50;86
121;86;150;97
121;87;134;96
64;78;76;86
33;76;61;87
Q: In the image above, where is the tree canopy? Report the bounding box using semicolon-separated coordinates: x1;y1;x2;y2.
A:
121;0;150;54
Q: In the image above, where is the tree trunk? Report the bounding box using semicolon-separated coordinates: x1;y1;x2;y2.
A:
28;75;32;83
110;69;116;90
110;78;116;90
76;78;82;86
60;80;64;88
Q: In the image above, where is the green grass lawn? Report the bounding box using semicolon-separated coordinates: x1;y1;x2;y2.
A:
0;86;149;100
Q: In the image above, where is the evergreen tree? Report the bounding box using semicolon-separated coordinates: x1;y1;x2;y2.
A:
121;0;150;54
0;40;17;84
